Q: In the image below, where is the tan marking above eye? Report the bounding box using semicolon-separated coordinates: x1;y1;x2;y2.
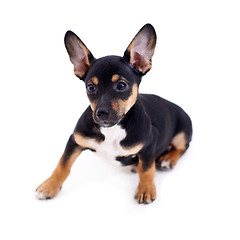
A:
112;74;128;83
91;76;99;85
112;74;120;82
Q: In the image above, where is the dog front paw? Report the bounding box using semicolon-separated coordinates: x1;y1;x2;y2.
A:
35;178;62;200
135;182;156;204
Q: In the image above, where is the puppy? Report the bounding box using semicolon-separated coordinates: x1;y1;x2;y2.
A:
36;24;192;204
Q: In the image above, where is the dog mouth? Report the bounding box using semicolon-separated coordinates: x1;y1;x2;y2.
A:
93;114;125;128
100;122;117;128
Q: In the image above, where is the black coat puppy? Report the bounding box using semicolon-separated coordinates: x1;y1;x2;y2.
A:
36;24;192;204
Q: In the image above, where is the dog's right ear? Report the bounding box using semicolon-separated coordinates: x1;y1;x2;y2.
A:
64;31;95;79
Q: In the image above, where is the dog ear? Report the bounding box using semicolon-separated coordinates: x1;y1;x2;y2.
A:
64;31;95;79
124;24;156;75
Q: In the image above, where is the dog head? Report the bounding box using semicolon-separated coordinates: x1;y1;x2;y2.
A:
64;24;156;127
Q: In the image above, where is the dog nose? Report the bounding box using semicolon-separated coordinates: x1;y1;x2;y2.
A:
96;108;110;121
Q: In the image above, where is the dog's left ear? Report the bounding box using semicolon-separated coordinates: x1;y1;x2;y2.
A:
124;24;156;75
64;31;95;79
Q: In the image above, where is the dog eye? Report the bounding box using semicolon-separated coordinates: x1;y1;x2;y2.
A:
87;83;96;93
117;81;127;91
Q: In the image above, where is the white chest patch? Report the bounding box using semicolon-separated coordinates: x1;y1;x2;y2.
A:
88;125;130;162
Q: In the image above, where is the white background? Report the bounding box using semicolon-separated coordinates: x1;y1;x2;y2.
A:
0;0;240;239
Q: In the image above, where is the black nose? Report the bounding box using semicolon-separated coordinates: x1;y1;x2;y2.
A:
96;108;110;121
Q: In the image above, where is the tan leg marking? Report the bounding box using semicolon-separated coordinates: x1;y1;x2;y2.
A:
73;132;95;150
158;132;187;170
122;143;144;156
171;132;186;150
135;159;156;204
36;148;81;199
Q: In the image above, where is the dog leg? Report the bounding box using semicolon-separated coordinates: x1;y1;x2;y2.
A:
135;158;156;204
35;135;82;200
156;132;187;170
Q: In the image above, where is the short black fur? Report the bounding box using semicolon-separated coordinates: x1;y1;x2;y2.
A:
36;24;193;204
63;23;192;170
